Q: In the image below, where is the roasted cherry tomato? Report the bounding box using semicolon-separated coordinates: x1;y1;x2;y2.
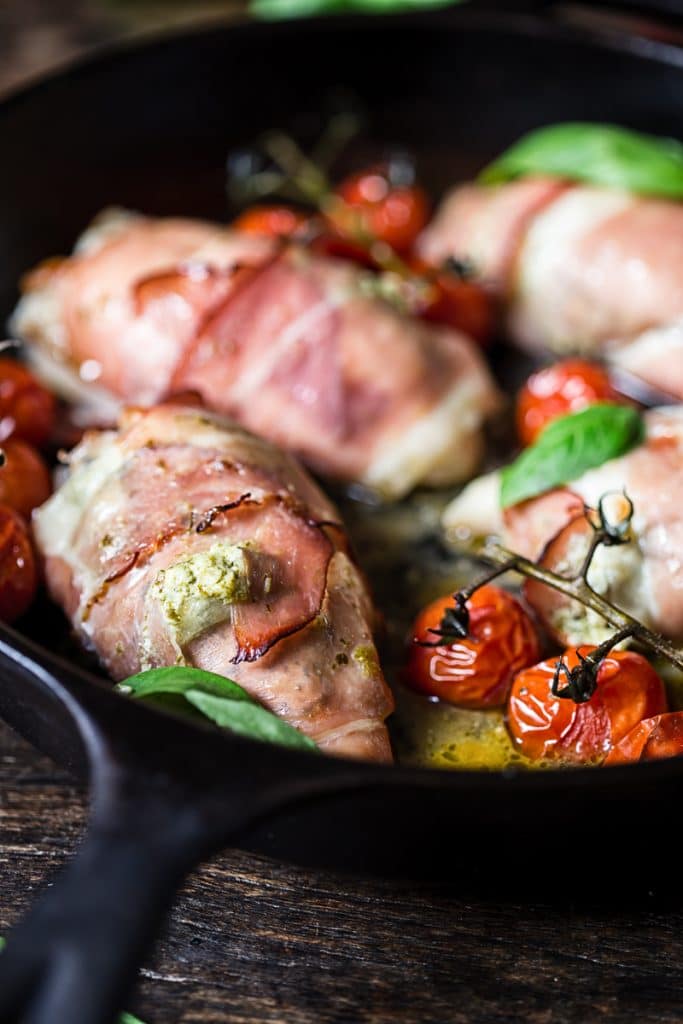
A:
330;163;429;254
516;359;623;446
405;585;541;708
0;356;56;447
232;205;311;239
0;505;37;622
604;712;683;765
0;438;52;519
409;258;494;344
507;647;667;764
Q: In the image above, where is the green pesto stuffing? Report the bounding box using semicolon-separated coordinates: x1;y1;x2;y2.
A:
152;542;252;649
352;644;380;678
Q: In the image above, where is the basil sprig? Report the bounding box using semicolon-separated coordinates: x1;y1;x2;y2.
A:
500;403;645;509
118;667;317;752
480;123;683;200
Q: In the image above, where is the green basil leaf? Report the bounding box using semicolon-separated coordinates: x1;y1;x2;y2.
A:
184;690;318;752
500;403;645;509
480;122;683;199
118;666;250;702
118;666;317;752
250;0;460;20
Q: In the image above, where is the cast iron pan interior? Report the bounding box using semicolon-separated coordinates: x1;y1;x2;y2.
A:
3;9;683;1022
2;2;683;873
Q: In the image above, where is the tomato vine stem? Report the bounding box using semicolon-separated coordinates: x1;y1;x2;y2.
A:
463;537;683;675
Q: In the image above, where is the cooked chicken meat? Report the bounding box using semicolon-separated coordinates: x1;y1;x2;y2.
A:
33;403;394;761
442;408;683;646
13;209;499;499
419;180;683;400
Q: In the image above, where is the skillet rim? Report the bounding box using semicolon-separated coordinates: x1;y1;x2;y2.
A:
3;2;683;111
2;4;683;795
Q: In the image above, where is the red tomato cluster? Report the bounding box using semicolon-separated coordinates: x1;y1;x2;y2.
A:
232;164;494;344
231;205;310;240
0;357;56;447
331;164;430;255
516;359;624;446
605;712;683;765
507;647;667;764
405;586;540;709
405;586;683;767
0;506;37;622
0;356;55;623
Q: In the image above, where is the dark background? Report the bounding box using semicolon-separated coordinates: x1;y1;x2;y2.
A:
2;3;683;1022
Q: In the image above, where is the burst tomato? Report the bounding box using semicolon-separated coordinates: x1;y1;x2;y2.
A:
0;438;52;519
232;205;311;239
507;647;667;764
0;356;56;447
516;359;623;446
405;585;541;708
0;505;37;622
604;712;683;765
331;164;429;254
409;258;494;344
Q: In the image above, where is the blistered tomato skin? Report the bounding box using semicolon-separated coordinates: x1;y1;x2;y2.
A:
0;505;37;623
605;712;683;765
0;438;52;519
0;356;56;447
332;165;430;254
507;647;668;764
516;359;622;446
405;586;541;708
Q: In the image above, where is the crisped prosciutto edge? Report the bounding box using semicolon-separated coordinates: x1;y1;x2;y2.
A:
83;488;341;666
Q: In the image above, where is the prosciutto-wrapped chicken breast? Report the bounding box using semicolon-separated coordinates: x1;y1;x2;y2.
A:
418;180;683;399
32;402;394;761
442;407;683;646
13;209;499;498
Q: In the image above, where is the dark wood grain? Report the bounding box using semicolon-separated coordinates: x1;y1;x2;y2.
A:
3;3;683;1022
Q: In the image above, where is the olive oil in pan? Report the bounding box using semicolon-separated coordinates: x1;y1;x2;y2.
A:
338;488;526;771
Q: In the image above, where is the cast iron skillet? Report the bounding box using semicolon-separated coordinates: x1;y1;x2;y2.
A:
2;3;683;1022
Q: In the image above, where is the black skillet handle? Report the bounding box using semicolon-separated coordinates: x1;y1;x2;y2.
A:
0;770;212;1024
0;622;372;1024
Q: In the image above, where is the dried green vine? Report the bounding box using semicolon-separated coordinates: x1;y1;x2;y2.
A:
225;120;467;308
440;492;683;702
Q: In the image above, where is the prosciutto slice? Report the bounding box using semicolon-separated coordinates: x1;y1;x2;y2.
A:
33;403;394;761
13;209;499;498
418;180;683;399
442;408;683;646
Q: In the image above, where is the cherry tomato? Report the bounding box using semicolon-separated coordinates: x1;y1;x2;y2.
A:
331;163;429;254
516;359;623;446
0;438;52;519
232;205;311;239
0;505;37;622
405;585;541;708
604;712;683;765
409;258;494;344
0;356;56;447
507;647;667;764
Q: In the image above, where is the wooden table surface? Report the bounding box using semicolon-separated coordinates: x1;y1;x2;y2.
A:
3;3;683;1022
